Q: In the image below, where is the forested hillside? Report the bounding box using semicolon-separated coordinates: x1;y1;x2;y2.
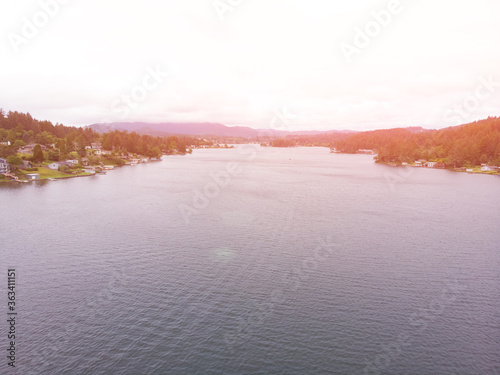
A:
0;110;204;159
270;118;500;167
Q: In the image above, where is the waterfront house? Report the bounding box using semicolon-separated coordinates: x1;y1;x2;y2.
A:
64;160;79;167
481;165;497;172
0;158;9;173
91;143;102;150
47;162;62;170
426;162;437;168
26;173;40;180
20;160;33;170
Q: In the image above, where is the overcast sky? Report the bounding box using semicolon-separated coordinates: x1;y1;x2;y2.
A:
1;0;499;131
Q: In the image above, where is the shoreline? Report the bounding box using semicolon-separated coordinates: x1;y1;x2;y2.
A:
376;161;500;176
0;157;163;184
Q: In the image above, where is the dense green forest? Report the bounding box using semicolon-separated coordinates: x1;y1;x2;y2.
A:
0;110;205;160
269;118;500;167
337;118;500;167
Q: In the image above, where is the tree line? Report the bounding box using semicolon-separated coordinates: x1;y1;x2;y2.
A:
0;110;207;160
268;118;500;167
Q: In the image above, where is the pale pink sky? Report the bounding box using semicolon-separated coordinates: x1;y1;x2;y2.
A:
1;0;499;131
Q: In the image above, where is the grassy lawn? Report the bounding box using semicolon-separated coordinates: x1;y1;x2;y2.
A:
17;168;91;180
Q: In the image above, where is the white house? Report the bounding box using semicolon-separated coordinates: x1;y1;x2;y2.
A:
0;158;9;173
26;173;40;180
47;162;61;170
0;141;11;146
65;160;79;166
481;165;497;171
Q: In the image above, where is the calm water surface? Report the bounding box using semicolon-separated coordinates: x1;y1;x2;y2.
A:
1;146;499;374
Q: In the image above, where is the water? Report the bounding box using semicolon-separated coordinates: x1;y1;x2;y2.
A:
1;146;499;374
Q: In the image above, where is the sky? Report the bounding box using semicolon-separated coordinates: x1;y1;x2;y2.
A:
0;0;499;131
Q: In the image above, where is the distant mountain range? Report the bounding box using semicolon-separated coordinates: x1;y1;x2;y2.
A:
87;122;357;138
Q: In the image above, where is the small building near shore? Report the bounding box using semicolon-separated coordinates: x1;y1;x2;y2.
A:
26;173;40;180
47;162;62;170
481;165;497;171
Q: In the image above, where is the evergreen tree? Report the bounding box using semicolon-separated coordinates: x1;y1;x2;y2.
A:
33;144;44;163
